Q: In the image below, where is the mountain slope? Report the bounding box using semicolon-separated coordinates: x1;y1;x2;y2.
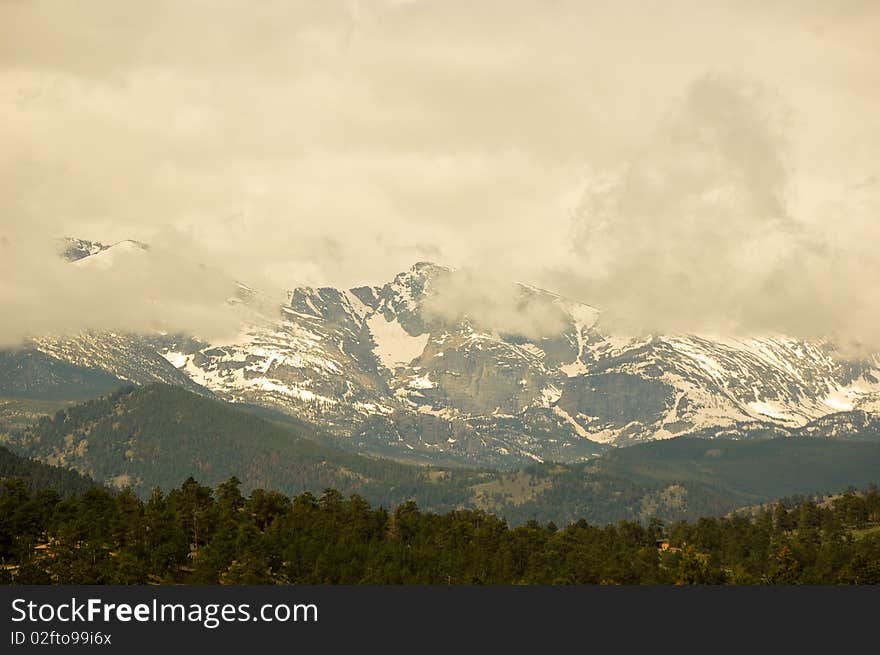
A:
5;238;880;466
592;436;880;501
475;436;880;525
8;384;481;510
6;385;880;527
0;444;99;497
0;349;126;401
155;260;880;463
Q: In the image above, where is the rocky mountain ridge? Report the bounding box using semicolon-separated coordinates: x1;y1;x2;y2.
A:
5;238;880;467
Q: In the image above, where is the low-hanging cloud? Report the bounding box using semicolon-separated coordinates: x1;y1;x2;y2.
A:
421;268;569;340
1;2;879;350
0;229;245;348
562;74;880;352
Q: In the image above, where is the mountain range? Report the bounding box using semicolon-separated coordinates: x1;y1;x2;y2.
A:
4;237;880;469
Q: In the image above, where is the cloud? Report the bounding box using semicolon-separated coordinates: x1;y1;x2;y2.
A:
563;74;880;350
0;2;878;347
421;269;569;340
0;230;243;347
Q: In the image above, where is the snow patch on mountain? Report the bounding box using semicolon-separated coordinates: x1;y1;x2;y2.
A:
407;373;434;390
747;400;798;422
553;406;592;438
367;314;429;370
164;351;188;368
72;240;148;270
540;385;562;406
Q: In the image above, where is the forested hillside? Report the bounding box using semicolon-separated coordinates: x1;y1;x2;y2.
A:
0;445;98;497
470;437;880;525
10;384;481;510
6;384;880;526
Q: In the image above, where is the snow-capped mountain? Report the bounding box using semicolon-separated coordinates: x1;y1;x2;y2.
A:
9;239;880;466
59;237;111;262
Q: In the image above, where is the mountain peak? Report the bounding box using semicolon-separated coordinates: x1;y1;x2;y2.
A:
409;261;454;274
58;237;109;262
71;239;149;270
393;261;455;286
59;237;149;265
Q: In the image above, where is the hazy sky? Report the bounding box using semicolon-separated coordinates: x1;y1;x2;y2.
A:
1;1;878;347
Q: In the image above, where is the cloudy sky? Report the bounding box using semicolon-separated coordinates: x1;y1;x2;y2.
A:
1;1;878;347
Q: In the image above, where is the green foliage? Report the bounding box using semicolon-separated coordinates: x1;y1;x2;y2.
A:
3;478;880;585
0;444;98;497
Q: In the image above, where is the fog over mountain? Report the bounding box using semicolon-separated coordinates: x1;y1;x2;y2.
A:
565;74;880;352
1;1;879;348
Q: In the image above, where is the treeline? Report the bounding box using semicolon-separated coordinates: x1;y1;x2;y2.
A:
2;476;879;585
